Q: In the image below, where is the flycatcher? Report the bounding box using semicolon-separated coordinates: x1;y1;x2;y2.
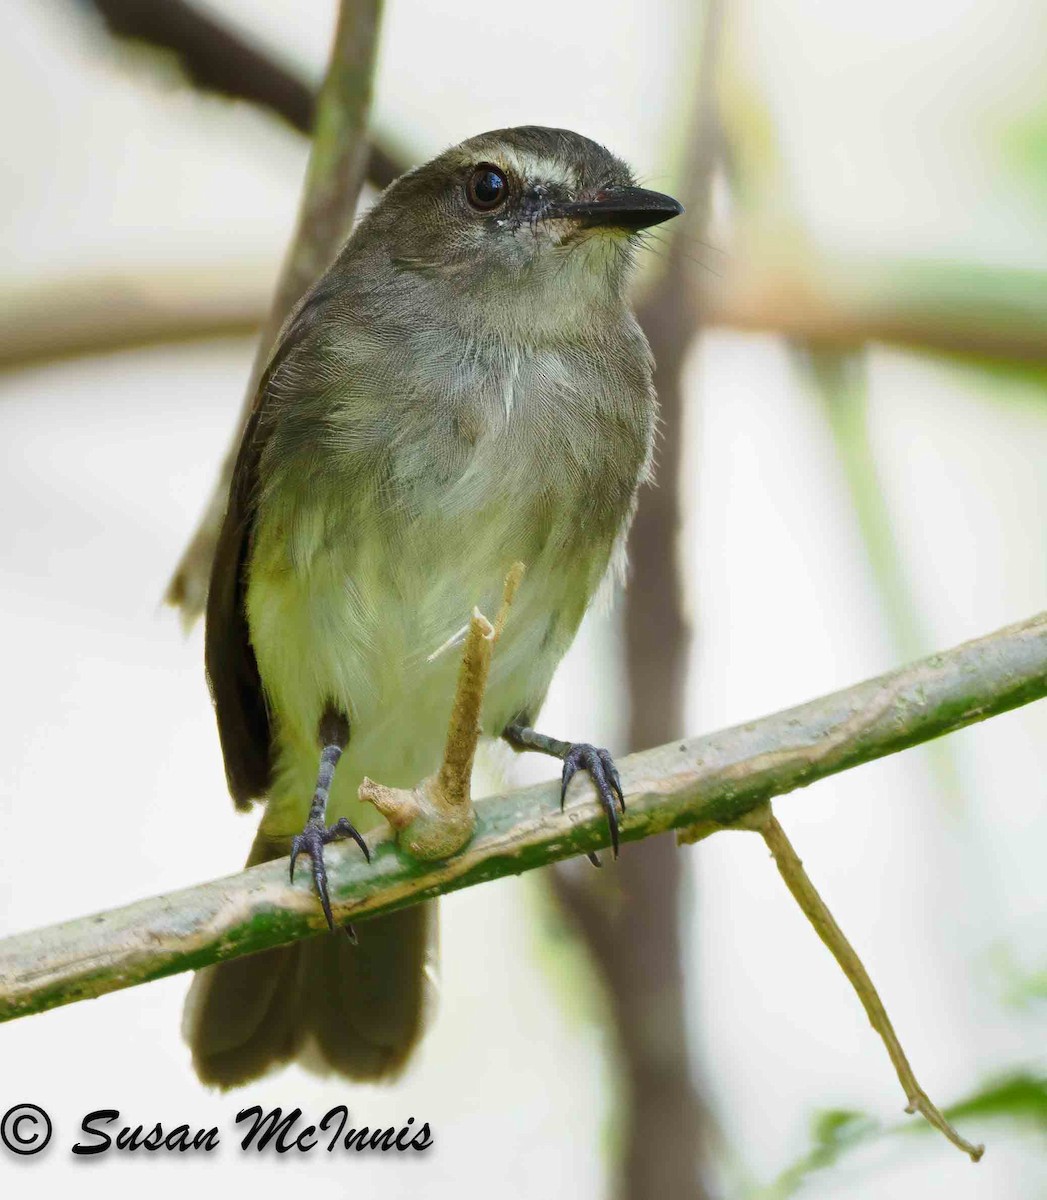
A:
183;126;682;1087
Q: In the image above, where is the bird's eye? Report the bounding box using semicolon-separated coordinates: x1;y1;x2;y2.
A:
466;164;509;211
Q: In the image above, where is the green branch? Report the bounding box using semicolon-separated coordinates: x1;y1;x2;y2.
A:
0;610;1043;1023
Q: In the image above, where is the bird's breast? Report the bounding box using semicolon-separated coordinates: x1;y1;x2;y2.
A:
247;336;651;826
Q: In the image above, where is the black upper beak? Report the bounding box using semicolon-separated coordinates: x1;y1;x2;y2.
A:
545;186;683;231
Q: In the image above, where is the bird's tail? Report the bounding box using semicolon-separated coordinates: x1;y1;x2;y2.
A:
182;829;436;1089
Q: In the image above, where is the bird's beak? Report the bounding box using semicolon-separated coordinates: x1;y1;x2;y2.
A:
545;186;683;231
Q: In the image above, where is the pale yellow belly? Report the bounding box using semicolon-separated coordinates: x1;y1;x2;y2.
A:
247;512;607;843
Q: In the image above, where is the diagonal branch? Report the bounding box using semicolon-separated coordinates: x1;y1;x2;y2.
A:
164;0;384;619
82;0;401;186
0;610;1042;1023
85;0;313;135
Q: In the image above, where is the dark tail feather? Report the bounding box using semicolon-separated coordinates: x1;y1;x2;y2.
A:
298;906;435;1079
182;942;304;1088
183;831;436;1089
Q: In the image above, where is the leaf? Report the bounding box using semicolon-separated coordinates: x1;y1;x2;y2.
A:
989;941;1047;1009
750;1109;881;1199
1000;107;1047;200
943;1073;1047;1129
755;1072;1047;1199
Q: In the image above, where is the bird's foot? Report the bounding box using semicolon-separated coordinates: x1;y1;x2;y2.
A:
289;816;370;932
560;743;626;863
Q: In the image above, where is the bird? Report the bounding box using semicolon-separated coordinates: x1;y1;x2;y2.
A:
182;125;682;1088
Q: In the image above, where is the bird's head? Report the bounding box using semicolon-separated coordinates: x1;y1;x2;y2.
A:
355;126;682;337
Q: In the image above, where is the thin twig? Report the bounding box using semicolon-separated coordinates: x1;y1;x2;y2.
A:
746;804;984;1160
0;610;1041;1023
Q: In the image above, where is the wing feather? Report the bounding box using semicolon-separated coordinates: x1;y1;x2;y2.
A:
203;286;334;808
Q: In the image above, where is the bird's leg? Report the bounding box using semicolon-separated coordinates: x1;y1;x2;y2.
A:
289;707;370;932
503;718;626;865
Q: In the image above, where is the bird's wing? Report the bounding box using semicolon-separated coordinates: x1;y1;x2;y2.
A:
204;287;332;809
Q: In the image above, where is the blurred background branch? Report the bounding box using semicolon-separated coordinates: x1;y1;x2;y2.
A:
0;0;1026;383
545;2;726;1197
792;346;967;807
163;0;385;617
82;0;401;185
4;254;1047;373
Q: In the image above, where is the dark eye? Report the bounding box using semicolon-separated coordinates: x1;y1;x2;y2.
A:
466;163;509;211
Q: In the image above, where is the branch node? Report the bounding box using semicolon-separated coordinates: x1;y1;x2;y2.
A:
676;802;769;844
359;563;526;861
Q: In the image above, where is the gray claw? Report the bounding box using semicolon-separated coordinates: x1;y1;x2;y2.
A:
289;817;370;931
560;743;625;859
